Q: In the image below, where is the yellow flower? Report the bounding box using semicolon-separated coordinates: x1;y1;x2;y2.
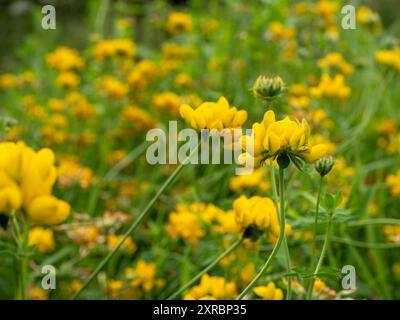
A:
0;73;18;89
97;76;128;100
253;282;284;300
180;96;247;131
386;170;400;196
93;39;136;61
310;74;351;100
268;22;296;40
57;157;93;189
0;142;71;224
56;72;80;89
69;225;99;246
166;12;193;36
107;280;124;298
174;73;193;89
28;227;55;253
26;195;70;224
166;205;205;244
314;0;339;24
0;171;22;214
46;46;84;71
357;6;381;31
317;53;353;75
229;167;270;193
127;259;162;292
184;274;237;300
28;287;48;300
375;48;400;72
153;92;182;115
107;234;136;253
241;110;328;168
127;60;158;89
233;195;289;242
120;105;156;132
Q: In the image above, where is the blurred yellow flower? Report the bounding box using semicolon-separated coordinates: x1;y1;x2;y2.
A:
46;46;84;71
28;227;55;253
310;74;351;100
253;282;284;300
0;141;71;224
166;12;193;36
184;274;237;300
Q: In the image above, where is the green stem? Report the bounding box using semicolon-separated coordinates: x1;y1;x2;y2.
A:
270;162;292;300
20;223;30;300
71;143;199;300
167;237;242;300
307;176;323;294
306;211;333;300
236;168;287;300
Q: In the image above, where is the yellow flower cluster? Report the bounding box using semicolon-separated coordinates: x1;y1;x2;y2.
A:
0;142;71;224
120;105;156;132
229;167;270;194
386;170;400;196
69;225;100;246
127;60;158;89
383;225;400;243
253;282;283;300
233;195;289;242
126;260;164;292
310;74;351;100
166;12;194;36
179;96;247;131
153;92;182;115
375;48;400;72
93;39;136;61
56;72;80;89
28;227;55;253
57;157;93;189
166;202;242;243
356;6;381;31
184;274;237;300
268;22;296;40
314;0;338;25
107;234;136;253
46;46;84;71
317;53;353;75
166;204;206;244
241;110;328;167
97;76;128;100
288;83;310;110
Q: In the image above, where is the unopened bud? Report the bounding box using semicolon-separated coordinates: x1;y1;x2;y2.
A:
315;156;335;177
252;75;284;101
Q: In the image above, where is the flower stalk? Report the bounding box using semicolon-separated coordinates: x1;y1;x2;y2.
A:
306;209;333;300
236;166;287;300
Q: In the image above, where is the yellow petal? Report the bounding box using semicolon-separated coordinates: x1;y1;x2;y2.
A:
27;195;71;224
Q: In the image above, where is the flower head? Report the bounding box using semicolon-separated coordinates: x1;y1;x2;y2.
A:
0;141;71;224
233;195;290;242
252;75;285;102
241;110;329;169
179;96;247;131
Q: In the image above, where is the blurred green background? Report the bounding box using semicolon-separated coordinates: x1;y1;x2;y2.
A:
0;0;399;70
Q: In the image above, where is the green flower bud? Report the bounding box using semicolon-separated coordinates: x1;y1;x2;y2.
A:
315;156;335;177
252;75;285;101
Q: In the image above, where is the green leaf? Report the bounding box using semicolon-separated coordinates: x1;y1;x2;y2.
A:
288;154;305;172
